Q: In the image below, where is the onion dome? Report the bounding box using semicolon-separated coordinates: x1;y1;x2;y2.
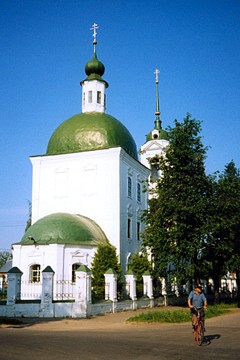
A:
17;213;109;246
85;52;105;77
81;23;108;87
46;112;138;160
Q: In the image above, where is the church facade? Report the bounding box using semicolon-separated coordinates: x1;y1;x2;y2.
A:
11;24;168;295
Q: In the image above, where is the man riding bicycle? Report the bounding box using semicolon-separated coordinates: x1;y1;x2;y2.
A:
188;284;207;330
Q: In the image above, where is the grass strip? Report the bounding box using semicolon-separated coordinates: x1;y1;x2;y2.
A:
127;305;231;323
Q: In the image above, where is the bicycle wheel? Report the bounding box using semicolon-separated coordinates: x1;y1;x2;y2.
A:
196;321;204;346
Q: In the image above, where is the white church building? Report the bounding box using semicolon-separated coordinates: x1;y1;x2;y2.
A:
11;24;169;302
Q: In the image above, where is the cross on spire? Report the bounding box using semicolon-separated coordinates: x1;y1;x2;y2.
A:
90;23;99;44
154;69;160;84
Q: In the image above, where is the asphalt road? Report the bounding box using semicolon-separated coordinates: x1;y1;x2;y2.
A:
0;308;239;360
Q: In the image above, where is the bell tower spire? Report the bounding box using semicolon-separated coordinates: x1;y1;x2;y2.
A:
139;69;169;170
154;69;162;130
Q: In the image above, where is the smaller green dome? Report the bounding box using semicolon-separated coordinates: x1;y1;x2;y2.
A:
85;52;105;77
17;213;109;246
146;128;169;142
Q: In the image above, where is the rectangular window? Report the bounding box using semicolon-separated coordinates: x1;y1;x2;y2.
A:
97;91;101;104
83;92;85;105
128;218;132;239
30;264;41;283
137;182;141;202
137;221;140;240
128;176;132;198
88;91;92;103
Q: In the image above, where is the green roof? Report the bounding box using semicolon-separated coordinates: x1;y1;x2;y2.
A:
146;128;168;142
17;213;109;246
46;112;138;160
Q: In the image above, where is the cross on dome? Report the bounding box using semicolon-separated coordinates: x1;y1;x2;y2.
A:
90;23;99;44
154;69;160;84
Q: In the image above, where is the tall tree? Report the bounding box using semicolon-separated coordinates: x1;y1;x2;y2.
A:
142;114;209;286
206;161;240;304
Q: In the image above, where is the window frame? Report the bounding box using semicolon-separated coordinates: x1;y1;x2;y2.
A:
128;176;132;198
30;264;41;283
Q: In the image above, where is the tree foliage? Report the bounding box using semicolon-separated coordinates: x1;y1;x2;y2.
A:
205;161;240;303
25;201;32;232
0;251;12;269
91;244;122;299
142;114;210;284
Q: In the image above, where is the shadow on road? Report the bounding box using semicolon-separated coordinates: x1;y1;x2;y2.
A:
203;333;221;346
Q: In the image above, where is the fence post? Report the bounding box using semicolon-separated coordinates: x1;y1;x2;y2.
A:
142;271;154;298
125;270;137;301
40;266;55;317
7;267;22;305
161;277;168;306
104;268;117;301
75;265;92;316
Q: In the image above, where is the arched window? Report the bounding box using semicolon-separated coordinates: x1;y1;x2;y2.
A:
30;264;41;283
72;263;82;283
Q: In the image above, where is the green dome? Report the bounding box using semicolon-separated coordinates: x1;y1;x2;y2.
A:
85;52;105;77
46;112;138;159
18;213;109;246
146;128;168;142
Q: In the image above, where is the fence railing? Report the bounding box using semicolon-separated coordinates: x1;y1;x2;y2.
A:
54;280;75;301
19;279;76;301
21;280;42;300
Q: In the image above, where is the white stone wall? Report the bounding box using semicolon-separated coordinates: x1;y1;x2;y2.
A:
12;244;96;283
30;147;149;271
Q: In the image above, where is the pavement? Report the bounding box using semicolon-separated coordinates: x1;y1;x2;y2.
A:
0;306;240;360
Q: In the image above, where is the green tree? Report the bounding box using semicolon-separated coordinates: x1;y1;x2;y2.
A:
142;114;209;285
0;251;12;269
91;244;122;299
25;200;32;232
206;161;240;304
128;253;152;297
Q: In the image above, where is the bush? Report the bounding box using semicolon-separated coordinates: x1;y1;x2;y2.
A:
91;244;122;300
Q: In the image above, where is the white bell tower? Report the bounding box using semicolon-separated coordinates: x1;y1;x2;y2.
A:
80;23;108;113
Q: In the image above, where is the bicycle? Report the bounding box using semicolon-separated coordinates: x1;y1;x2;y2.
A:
192;307;205;346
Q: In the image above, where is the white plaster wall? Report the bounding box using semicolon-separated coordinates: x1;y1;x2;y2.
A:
119;150;150;271
12;243;96;282
31;148;121;252
30;147;149;271
81;80;106;113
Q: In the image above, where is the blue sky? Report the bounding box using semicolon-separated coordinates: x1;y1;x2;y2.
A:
1;0;240;251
